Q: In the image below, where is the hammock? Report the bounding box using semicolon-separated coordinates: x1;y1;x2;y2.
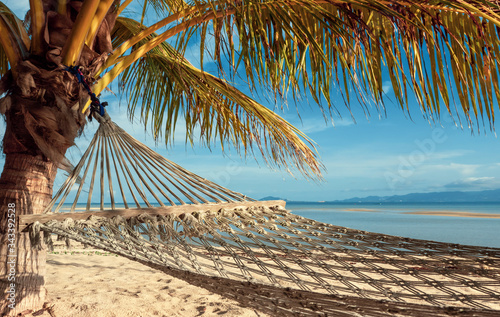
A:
21;113;500;316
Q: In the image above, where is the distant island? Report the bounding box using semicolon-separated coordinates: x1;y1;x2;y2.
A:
261;189;500;203
259;196;287;201
334;189;500;203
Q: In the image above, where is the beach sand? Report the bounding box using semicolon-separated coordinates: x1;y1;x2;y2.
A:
40;249;270;317
13;221;500;317
10;239;500;317
33;248;500;317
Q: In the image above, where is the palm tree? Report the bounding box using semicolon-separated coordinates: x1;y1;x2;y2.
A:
1;0;500;314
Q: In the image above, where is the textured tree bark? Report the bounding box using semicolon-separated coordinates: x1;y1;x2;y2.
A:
0;2;116;314
0;153;58;316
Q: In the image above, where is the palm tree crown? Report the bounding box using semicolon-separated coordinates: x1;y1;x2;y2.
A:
1;0;500;178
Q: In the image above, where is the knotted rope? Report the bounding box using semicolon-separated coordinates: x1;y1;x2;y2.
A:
65;65;107;120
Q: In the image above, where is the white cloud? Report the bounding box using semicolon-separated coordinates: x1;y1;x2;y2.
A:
296;117;353;134
423;163;480;176
382;81;393;95
428;150;472;160
444;177;500;190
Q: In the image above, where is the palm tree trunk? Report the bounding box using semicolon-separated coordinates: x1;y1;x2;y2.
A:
0;153;58;315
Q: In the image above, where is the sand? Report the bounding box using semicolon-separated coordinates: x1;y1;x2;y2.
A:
13;208;500;317
9;239;500;317
343;208;380;212
403;210;500;218
339;207;500;219
40;250;270;317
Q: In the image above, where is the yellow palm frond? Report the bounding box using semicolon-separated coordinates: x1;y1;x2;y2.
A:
28;0;43;54
117;0;133;16
0;43;9;76
0;3;29;72
105;0;500;130
109;16;323;178
85;0;116;48
0;2;29;49
90;0;500;178
61;0;101;66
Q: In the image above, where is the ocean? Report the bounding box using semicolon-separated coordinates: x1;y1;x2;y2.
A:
287;202;500;248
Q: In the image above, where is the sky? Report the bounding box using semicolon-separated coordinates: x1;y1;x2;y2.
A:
2;1;500;202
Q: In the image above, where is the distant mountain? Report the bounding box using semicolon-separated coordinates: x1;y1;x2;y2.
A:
260;196;286;201
334;189;500;203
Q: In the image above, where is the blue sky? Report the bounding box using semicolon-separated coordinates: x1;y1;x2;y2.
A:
75;84;500;202
2;1;500;201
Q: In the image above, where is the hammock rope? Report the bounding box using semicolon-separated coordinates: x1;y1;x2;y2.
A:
43;112;253;214
22;113;500;316
65;66;107;119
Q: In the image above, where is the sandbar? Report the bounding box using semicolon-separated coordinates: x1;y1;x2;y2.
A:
404;210;500;218
343;208;380;212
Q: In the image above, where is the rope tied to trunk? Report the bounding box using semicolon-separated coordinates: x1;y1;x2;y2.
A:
65;65;107;120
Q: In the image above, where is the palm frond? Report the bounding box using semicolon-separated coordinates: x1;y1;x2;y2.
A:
142;0;189;15
95;0;500;179
117;0;133;15
99;3;213;74
143;0;500;129
61;0;101;66
110;16;323;179
56;0;67;15
0;3;29;71
0;44;8;76
0;2;28;75
0;2;29;49
28;0;44;54
85;0;116;49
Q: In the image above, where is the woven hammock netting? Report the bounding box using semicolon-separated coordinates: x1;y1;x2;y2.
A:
26;113;500;316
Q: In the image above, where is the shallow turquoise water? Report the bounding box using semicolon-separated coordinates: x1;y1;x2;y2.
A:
287;202;500;248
